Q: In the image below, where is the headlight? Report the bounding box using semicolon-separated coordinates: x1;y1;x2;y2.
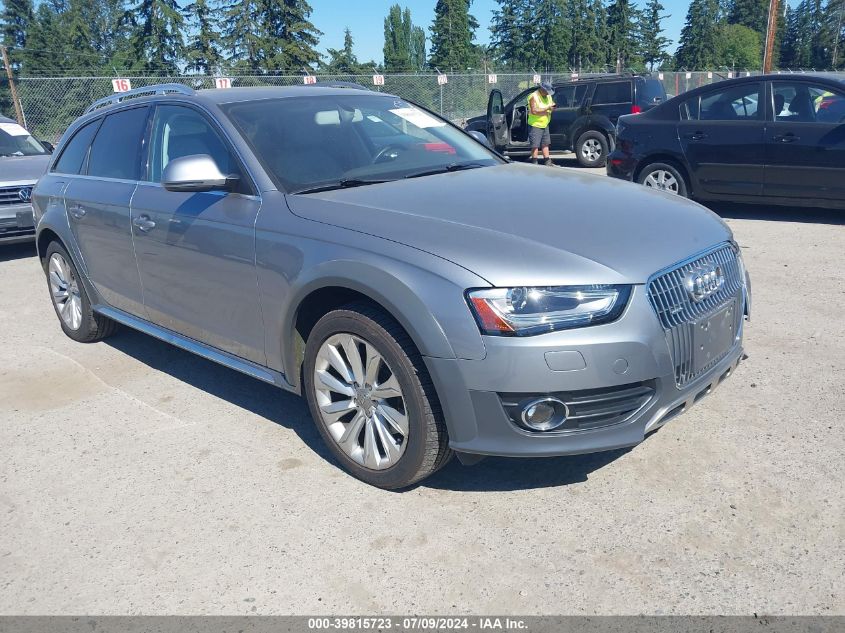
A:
466;285;631;336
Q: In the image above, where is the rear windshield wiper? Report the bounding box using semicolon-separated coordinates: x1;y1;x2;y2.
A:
404;162;487;179
294;178;390;195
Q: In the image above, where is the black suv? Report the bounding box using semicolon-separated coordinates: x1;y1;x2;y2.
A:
465;74;666;167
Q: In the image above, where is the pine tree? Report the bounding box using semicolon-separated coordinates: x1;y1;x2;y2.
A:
726;0;768;34
638;0;671;70
324;27;361;73
490;0;529;69
827;0;845;67
606;0;640;69
1;0;34;68
674;0;720;69
533;0;571;71
184;0;222;73
384;5;411;71
429;0;479;71
410;23;426;70
125;0;186;74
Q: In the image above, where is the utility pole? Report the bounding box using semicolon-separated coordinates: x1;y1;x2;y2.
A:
762;0;780;73
1;45;25;126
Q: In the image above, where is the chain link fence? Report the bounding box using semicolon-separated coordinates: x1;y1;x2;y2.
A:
8;70;845;143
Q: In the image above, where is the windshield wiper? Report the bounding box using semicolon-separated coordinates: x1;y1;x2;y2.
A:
404;162;487;179
294;178;390;195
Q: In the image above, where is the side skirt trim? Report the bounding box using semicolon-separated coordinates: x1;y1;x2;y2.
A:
95;305;296;392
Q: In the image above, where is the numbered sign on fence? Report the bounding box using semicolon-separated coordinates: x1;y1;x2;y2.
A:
745;71;751;77
727;72;733;78
214;77;232;89
372;75;385;86
532;74;541;84
685;72;692;79
707;71;713;79
111;78;132;93
437;74;448;85
571;73;579;79
487;74;498;84
303;75;317;85
658;72;664;80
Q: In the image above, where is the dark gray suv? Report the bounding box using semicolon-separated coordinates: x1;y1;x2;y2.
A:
33;84;750;489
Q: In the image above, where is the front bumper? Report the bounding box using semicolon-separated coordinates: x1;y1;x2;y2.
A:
0;204;35;244
425;285;747;458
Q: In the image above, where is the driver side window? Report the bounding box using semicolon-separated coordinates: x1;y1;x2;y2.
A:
146;105;246;191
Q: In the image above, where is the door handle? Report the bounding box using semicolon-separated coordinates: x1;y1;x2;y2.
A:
132;215;156;232
773;133;799;143
684;131;707;141
68;205;86;219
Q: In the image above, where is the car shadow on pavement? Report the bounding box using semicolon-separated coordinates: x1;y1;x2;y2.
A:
0;242;37;263
103;328;334;463
419;448;631;493
708;202;845;226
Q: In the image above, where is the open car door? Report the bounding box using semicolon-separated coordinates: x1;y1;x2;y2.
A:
486;89;508;151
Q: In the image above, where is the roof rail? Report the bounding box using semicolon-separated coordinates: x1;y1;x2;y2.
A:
84;83;195;114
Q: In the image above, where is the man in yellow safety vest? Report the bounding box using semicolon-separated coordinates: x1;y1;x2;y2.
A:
527;81;556;166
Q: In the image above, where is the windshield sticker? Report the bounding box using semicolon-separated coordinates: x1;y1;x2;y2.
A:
388;107;445;128
0;122;30;136
366;115;383;123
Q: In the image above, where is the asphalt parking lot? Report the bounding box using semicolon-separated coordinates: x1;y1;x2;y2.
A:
1;160;843;616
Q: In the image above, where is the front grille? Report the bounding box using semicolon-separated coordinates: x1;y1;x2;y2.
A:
500;381;656;433
648;243;744;387
0;186;30;207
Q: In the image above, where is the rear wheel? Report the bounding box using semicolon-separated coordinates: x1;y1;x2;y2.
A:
303;303;452;489
637;162;689;197
44;241;118;343
575;130;608;167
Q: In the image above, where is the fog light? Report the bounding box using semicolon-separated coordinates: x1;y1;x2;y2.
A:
520;397;568;431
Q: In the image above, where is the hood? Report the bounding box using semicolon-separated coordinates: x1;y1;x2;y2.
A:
0;154;51;184
286;163;732;287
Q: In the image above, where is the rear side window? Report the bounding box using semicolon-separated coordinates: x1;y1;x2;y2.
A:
593;81;633;105
638;79;666;106
87;107;149;180
53;120;100;174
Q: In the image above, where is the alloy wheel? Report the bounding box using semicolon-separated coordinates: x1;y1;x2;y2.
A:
582;138;602;162
313;333;409;470
643;169;679;193
48;253;82;330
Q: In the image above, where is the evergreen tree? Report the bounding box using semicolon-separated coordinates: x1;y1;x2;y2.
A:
490;0;529;69
675;0;721;69
638;0;671;70
410;23;426;70
1;0;34;68
125;0;186;74
324;27;362;73
184;0;222;73
383;5;411;70
429;0;479;70
533;0;571;71
827;0;845;67
606;0;640;69
725;0;769;33
588;0;610;68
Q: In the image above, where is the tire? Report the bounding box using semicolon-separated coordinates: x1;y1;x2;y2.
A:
43;241;118;343
636;161;689;197
575;130;609;167
303;302;452;489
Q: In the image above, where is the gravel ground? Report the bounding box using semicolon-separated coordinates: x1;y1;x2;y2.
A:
1;168;843;615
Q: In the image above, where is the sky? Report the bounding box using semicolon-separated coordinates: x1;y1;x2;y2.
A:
310;0;690;66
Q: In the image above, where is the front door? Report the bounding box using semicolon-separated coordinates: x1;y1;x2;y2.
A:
130;104;265;365
678;82;766;197
486;89;508;151
764;80;845;201
63;107;149;315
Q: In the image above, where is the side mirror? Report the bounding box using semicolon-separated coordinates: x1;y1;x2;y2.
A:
162;154;236;193
467;130;492;148
40;140;54;153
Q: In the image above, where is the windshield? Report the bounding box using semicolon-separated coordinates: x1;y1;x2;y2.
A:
221;94;501;193
0;121;47;157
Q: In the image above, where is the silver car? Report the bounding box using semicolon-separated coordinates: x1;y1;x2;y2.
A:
1;115;51;244
33;84;751;489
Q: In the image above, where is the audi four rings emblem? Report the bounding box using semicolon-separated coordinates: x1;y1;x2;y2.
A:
18;187;32;203
684;263;725;302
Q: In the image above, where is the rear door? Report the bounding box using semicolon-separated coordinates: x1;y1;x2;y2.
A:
678;82;765;197
764;80;845;201
62;106;149;315
130;103;265;364
486;89;508;150
549;83;586;150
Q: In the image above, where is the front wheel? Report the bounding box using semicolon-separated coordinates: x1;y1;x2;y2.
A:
303;302;452;489
637;162;689;197
575;130;609;167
